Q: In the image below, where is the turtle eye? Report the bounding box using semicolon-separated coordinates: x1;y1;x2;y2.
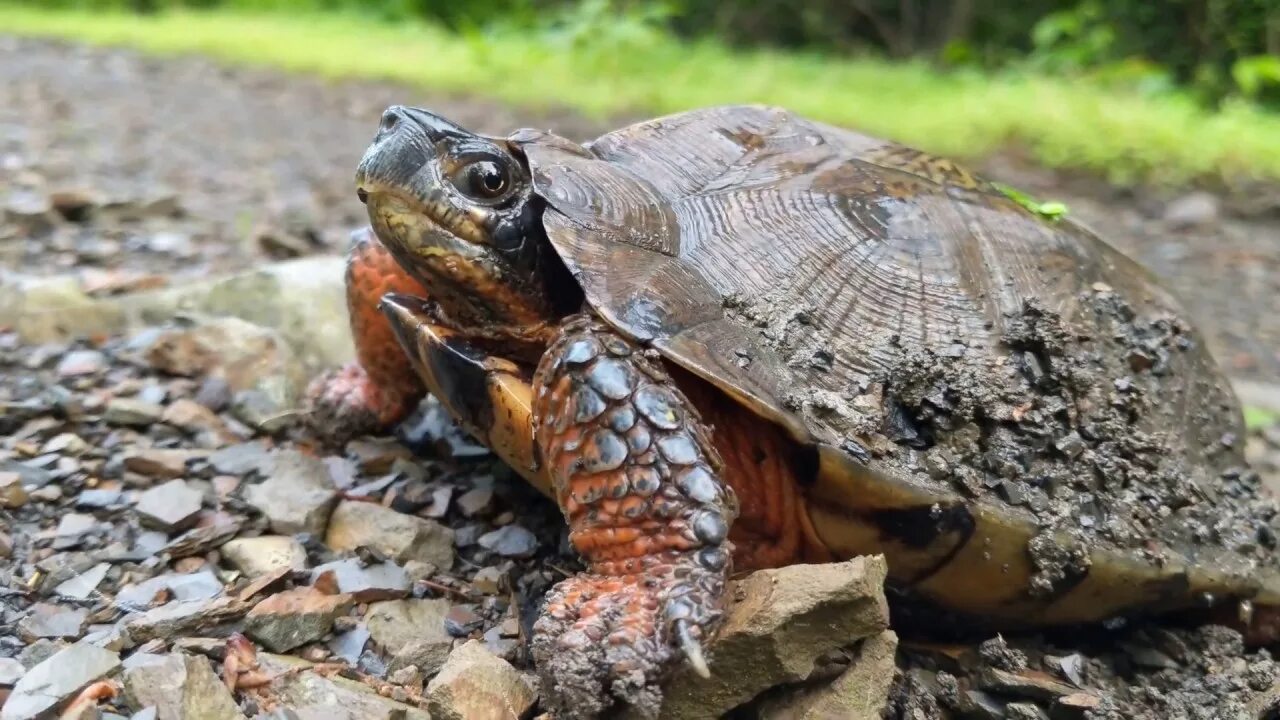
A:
454;159;510;200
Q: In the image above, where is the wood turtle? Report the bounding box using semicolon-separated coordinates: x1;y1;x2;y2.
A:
308;104;1280;718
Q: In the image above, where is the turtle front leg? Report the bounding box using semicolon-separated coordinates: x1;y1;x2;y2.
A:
532;315;739;718
306;227;428;442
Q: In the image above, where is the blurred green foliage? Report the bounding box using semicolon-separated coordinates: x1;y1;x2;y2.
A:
30;0;1280;105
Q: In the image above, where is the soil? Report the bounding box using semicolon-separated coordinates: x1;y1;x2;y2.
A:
4;33;1280;720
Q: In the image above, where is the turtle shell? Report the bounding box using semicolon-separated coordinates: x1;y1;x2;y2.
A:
509;105;1280;625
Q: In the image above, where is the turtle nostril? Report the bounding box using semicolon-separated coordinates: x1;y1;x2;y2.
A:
356;188;369;204
380;106;404;135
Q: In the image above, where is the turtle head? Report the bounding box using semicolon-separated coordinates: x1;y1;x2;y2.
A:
356;106;563;332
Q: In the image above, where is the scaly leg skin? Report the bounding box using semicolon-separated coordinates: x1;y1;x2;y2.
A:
306;227;428;442
531;315;739;719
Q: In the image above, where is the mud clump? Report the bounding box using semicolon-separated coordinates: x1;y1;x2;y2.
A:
886;623;1280;720
872;290;1278;593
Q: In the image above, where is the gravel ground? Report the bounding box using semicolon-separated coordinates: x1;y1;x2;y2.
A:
4;33;1280;720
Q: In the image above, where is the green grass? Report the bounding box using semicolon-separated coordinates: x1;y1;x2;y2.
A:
1246;406;1280;431
3;5;1280;186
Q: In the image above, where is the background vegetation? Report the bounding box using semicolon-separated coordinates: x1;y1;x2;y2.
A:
4;0;1279;185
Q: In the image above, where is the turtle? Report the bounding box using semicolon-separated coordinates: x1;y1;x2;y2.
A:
308;104;1280;718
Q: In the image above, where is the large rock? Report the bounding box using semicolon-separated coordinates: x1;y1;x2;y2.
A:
122;653;245;720
244;587;354;652
653;556;890;720
254;654;430;720
3;256;350;371
0;642;120;720
366;599;452;658
326;501;454;569
244;450;338;536
426;640;537;720
134;479;203;531
221;535;307;577
757;631;899;720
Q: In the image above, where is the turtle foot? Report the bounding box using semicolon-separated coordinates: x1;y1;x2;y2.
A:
533;555;723;719
304;362;414;444
530;314;739;718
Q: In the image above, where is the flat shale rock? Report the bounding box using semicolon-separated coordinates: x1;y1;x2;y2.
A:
244;450;338;536
426;640;537;720
650;556;890;720
244;587;354;653
326;500;454;569
122;652;245;720
0;642;119;720
310;558;410;601
133;479;203;531
221;535;307;577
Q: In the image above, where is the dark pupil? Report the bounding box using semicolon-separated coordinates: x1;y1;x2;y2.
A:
471;162;506;196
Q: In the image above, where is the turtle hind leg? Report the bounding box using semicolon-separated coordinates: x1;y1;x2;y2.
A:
305;227;427;443
531;314;739;718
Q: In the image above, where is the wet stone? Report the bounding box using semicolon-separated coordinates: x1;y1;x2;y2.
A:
477;525;537;559
134;479;203;531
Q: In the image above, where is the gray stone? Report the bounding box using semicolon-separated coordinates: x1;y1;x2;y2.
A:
76;489;124;509
54;562;111;600
104;398;165;427
17;602;87;641
328;624;371;665
245;450;338;536
326;501;454;569
476;525;536;559
1163;191;1219;228
455;488;494;518
0;642;120;720
125;597;249;643
221;535;307;578
244;588;354;652
53;513;99;546
758;631;898;720
134;479;203;531
310;558;410;602
366;599;452;659
116;571;223;610
0;657;24;685
426;640;536;720
651;556;890;720
56;350;107;377
122;652;245;720
208;442;272;476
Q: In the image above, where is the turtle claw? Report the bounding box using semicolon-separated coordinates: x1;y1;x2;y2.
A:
676;619;711;679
